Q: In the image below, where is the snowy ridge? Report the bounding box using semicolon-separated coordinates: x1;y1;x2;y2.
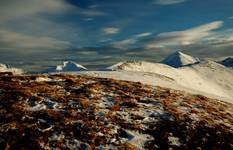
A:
0;63;24;74
160;51;200;68
90;57;233;103
106;60;180;79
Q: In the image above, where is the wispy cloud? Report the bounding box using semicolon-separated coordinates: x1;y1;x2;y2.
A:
0;29;71;50
112;38;137;49
145;21;223;49
0;0;106;51
206;29;233;47
111;32;152;49
83;18;94;21
79;9;106;17
0;0;74;21
153;0;186;5
88;4;101;9
0;0;106;22
99;38;113;43
135;32;152;38
102;27;120;35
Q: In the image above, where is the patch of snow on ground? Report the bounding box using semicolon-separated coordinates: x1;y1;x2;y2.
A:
35;77;52;82
125;130;154;149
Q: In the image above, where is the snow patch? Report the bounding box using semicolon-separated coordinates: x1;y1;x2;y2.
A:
125;130;154;149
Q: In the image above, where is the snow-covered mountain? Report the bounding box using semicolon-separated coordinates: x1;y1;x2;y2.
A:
160;51;200;68
93;58;233;103
107;60;176;73
219;57;233;68
43;61;87;73
0;64;24;74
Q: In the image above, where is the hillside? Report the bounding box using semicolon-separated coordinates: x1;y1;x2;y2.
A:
0;74;233;149
104;59;233;102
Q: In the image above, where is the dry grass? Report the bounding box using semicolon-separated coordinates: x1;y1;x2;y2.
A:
0;73;233;149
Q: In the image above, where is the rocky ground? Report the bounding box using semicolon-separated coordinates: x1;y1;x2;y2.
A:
0;73;233;150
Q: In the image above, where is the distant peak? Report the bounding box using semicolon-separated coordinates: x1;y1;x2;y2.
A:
43;61;87;73
56;61;87;71
161;51;200;68
171;51;190;57
220;57;233;67
174;51;184;55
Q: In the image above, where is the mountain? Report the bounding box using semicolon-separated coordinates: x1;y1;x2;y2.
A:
160;51;200;68
219;57;233;68
107;60;177;75
43;61;87;73
101;59;233;102
0;63;24;74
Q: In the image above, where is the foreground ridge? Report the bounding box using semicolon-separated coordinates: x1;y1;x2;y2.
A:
0;74;233;149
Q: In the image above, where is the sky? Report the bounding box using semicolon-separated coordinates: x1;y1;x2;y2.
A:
0;0;233;71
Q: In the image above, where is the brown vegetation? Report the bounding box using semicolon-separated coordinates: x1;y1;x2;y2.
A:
0;74;233;149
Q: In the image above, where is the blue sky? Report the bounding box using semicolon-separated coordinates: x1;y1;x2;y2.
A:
0;0;233;71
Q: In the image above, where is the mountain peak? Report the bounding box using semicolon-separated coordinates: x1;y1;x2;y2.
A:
56;61;87;71
161;51;200;68
175;51;184;55
43;61;87;73
219;57;233;68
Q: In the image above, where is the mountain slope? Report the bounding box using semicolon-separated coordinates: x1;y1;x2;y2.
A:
160;51;200;68
43;61;87;73
103;60;233;102
185;60;233;97
106;61;181;79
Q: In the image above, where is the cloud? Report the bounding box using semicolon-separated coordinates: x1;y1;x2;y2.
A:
88;4;101;9
135;32;152;38
153;0;186;5
83;18;94;21
79;9;106;17
111;32;152;49
206;30;233;47
102;27;120;35
0;29;71;50
0;0;74;21
0;0;106;51
99;38;113;43
144;21;223;49
0;0;106;21
112;38;137;49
